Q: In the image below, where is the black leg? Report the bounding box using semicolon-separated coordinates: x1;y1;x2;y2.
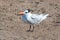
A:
26;25;31;32
31;26;34;32
29;25;31;30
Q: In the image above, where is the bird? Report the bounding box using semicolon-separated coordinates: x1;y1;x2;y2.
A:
18;9;49;32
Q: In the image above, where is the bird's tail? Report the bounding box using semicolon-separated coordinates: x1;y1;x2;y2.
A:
40;14;49;22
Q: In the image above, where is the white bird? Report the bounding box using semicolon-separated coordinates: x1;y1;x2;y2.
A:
18;9;49;32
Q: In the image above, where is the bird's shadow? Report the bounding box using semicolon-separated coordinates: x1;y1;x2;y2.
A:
26;30;34;32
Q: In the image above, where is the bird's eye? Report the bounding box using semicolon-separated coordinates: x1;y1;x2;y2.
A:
25;12;28;13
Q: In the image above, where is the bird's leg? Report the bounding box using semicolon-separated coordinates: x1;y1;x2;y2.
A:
30;25;34;32
26;25;31;32
29;25;31;31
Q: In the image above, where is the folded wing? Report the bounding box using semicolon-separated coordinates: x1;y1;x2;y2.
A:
29;14;49;24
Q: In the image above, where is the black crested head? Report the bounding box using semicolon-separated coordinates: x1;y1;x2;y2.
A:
27;9;31;12
27;9;33;12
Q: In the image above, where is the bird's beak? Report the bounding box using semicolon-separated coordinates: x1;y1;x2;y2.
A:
18;11;24;15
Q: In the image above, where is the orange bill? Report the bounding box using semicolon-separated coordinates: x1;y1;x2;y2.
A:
18;11;24;15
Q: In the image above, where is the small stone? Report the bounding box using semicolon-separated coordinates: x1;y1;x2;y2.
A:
40;0;44;2
0;29;2;30
49;3;53;6
0;39;1;40
41;8;46;13
10;4;13;6
55;4;58;6
7;26;8;27
10;18;13;21
35;2;39;4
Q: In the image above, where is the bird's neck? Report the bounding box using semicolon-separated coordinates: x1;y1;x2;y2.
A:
25;12;32;17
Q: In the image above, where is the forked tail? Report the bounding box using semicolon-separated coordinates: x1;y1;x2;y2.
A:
40;14;49;22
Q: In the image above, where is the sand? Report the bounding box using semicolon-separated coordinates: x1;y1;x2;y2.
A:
0;0;60;40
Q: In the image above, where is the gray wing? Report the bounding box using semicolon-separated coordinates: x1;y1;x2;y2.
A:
28;14;49;24
30;14;48;24
30;14;41;24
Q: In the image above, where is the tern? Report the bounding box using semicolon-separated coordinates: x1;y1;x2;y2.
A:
18;9;49;32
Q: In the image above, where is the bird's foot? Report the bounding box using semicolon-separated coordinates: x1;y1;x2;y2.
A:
26;30;34;32
26;30;30;32
30;30;34;32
